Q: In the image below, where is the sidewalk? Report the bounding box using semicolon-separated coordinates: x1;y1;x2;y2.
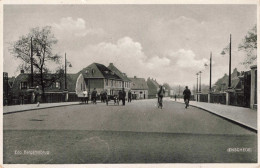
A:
3;102;80;114
172;98;257;131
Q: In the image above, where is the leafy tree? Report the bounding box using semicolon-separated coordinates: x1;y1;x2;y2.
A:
238;25;257;67
10;26;63;101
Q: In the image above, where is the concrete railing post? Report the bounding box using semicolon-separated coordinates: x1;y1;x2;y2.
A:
250;65;257;109
225;92;229;105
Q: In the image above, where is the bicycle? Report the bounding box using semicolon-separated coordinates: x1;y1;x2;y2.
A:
184;98;189;108
158;96;163;109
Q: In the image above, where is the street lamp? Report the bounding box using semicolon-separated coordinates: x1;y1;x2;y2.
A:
199;71;202;92
196;73;199;101
64;52;72;90
209;52;212;92
228;34;232;89
221;34;232;89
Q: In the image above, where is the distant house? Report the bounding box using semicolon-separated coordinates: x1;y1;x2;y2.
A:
129;76;148;99
212;68;252;107
107;63;132;92
147;77;160;98
6;70;78;105
75;63;123;97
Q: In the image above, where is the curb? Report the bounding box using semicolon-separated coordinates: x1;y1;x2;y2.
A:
3;103;82;115
173;101;257;133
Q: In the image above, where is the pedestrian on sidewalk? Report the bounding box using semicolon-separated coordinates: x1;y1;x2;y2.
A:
35;86;41;107
83;90;89;104
183;86;191;109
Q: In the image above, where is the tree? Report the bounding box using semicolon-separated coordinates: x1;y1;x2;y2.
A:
238;25;257;67
10;26;63;101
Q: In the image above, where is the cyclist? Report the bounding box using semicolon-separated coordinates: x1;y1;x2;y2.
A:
183;86;191;108
157;85;165;109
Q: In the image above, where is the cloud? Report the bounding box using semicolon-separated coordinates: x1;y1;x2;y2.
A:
167;49;208;70
67;36;210;87
53;17;105;38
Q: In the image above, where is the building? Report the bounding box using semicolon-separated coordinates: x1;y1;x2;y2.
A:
107;63;132;93
129;76;148;99
5;70;78;105
162;83;171;97
75;63;124;97
147;77;160;98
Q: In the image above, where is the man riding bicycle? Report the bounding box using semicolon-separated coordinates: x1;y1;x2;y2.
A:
183;86;191;109
157;85;165;109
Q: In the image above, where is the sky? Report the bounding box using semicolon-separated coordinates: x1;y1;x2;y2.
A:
3;4;257;88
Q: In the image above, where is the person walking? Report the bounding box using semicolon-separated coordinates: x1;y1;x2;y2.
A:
128;90;132;102
83;90;89;104
157;85;165;109
35;86;41;107
183;86;191;109
91;88;97;104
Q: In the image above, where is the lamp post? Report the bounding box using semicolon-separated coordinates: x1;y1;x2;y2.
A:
199;71;202;92
209;52;212;91
196;73;199;101
30;37;34;88
65;53;67;90
64;53;72;101
228;34;232;89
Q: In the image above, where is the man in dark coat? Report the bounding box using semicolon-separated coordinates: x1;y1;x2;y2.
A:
183;86;191;108
122;88;126;105
91;88;97;104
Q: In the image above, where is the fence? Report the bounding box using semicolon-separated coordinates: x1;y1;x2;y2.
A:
210;93;226;105
229;92;248;107
3;92;80;106
199;94;208;102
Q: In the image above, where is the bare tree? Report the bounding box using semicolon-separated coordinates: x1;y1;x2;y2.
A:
238;24;257;67
10;26;63;101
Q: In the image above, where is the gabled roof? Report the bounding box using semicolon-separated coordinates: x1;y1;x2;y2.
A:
147;77;160;95
107;63;131;82
231;77;241;89
80;63;121;80
129;77;148;90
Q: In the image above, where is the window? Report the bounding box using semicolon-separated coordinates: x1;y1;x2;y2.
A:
55;82;60;89
105;79;108;86
111;80;113;86
20;82;28;90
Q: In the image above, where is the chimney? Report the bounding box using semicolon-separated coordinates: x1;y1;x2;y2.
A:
109;63;113;67
134;76;136;78
20;69;24;74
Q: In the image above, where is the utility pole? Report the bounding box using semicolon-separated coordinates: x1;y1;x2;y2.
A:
30;37;34;88
65;53;67;90
199;71;202;92
209;52;212;91
228;34;232;88
196;73;199;101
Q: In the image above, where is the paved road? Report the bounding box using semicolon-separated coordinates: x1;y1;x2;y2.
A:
3;99;257;163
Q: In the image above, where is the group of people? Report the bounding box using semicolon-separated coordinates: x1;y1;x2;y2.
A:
82;88;133;106
157;85;191;109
